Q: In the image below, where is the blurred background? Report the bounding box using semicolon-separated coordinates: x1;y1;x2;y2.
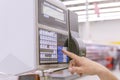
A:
0;0;120;80
61;0;120;79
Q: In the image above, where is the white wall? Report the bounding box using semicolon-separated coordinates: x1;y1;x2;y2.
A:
79;23;84;39
79;19;120;43
0;0;36;74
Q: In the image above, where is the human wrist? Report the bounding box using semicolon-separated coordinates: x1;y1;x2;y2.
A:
97;67;108;77
97;66;108;76
97;66;118;80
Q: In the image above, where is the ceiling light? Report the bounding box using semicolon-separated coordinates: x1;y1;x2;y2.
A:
76;7;120;15
63;0;106;5
68;2;120;11
78;12;120;22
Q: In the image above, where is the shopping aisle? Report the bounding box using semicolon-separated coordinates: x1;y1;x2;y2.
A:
76;69;120;80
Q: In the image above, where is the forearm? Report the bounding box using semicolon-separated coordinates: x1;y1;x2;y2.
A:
62;50;118;80
97;67;118;80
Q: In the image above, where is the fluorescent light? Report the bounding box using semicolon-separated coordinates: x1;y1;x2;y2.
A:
76;7;120;15
78;12;120;22
68;5;94;11
68;2;120;11
63;0;106;5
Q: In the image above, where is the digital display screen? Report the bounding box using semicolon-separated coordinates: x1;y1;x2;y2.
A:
39;29;69;64
42;2;65;21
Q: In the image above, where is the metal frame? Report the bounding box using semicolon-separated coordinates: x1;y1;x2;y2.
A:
35;0;68;70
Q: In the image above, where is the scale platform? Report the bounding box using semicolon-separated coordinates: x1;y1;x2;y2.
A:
49;69;79;80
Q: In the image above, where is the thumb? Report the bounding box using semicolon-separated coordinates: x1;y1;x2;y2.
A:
69;67;83;74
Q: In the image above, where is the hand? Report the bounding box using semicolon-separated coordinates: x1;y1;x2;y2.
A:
62;50;118;80
62;50;105;75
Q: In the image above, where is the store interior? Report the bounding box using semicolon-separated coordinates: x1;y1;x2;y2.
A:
0;0;120;80
62;0;120;79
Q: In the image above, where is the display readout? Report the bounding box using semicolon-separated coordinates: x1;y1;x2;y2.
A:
43;2;64;21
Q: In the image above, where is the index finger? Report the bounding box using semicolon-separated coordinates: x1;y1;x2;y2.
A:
62;49;80;60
